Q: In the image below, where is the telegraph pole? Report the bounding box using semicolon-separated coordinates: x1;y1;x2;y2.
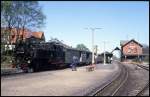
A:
102;41;110;65
137;32;140;62
103;41;106;65
85;27;102;64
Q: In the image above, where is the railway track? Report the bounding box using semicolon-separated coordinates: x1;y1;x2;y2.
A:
136;64;149;71
86;61;129;96
136;64;149;96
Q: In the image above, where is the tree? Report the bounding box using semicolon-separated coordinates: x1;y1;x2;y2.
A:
1;1;46;66
76;44;89;51
1;1;46;44
1;1;15;51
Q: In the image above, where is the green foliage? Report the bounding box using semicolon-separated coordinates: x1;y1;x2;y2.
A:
1;44;5;52
1;1;46;44
1;1;16;28
76;44;89;51
143;56;149;63
1;55;14;68
1;1;46;29
1;1;46;68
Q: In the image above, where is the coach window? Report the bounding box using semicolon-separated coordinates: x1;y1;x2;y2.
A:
86;53;89;59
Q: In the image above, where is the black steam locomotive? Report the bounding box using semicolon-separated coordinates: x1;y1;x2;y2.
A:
13;37;92;72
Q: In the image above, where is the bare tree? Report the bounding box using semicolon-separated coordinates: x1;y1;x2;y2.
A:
1;1;46;65
1;1;46;44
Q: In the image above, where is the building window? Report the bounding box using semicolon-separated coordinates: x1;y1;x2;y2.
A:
128;48;132;53
134;48;137;53
11;35;15;38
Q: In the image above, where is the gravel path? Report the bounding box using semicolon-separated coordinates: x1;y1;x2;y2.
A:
1;63;119;96
142;87;149;96
116;63;149;96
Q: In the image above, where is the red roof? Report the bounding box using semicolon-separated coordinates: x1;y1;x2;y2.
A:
31;32;44;39
1;28;44;44
121;39;143;47
10;28;32;43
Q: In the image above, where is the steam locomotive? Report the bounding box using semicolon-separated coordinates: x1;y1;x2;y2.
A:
13;37;92;72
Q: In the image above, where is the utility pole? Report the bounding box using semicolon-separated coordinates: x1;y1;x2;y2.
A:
137;32;140;62
102;41;110;65
85;27;102;64
103;41;106;65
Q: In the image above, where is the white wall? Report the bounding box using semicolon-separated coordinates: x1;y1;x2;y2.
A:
112;50;121;59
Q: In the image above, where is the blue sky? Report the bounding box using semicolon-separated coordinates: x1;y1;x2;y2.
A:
38;1;149;53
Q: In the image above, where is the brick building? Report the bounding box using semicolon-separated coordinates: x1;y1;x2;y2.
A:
1;27;45;51
120;39;148;62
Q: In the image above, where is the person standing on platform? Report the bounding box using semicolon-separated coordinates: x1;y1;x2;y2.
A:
70;56;78;71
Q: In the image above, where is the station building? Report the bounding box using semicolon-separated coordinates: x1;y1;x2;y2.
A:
120;39;149;62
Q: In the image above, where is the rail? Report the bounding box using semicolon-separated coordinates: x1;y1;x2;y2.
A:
86;61;129;96
136;64;149;71
136;64;149;96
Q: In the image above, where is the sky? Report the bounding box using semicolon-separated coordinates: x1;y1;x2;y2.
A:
38;1;149;54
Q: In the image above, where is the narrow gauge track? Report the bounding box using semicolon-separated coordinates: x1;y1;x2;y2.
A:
86;62;129;96
136;64;149;96
136;64;149;71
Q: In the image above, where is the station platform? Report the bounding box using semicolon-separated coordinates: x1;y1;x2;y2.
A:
1;63;120;96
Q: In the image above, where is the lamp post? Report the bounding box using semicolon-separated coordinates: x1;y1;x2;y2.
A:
85;27;102;64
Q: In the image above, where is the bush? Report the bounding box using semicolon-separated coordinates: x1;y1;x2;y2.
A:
3;50;13;56
1;55;13;64
1;55;14;68
143;56;149;63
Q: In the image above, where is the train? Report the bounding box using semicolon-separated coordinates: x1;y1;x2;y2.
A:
13;37;93;72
